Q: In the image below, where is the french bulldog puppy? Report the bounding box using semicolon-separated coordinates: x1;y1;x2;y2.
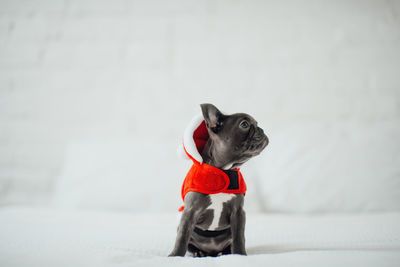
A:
169;104;268;257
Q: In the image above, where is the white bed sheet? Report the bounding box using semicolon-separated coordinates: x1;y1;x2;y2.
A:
1;207;399;267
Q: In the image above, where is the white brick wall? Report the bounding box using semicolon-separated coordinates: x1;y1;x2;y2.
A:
0;0;399;210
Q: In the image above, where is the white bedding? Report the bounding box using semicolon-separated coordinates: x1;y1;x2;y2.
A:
1;207;399;267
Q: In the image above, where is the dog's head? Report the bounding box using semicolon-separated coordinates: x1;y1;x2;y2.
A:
201;103;268;169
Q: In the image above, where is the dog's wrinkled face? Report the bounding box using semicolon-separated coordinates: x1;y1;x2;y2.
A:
201;103;268;169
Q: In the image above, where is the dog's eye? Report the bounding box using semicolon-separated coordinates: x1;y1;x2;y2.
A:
240;120;249;129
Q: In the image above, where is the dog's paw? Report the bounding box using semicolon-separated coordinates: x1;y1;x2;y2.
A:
168;251;185;257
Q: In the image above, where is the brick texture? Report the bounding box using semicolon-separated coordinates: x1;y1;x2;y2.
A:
0;0;399;209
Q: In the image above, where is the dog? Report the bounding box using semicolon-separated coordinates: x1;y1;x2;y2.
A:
169;103;268;257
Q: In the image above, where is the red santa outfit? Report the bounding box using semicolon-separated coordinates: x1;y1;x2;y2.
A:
178;114;247;212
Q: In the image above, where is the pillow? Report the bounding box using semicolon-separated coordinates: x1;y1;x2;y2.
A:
244;120;400;212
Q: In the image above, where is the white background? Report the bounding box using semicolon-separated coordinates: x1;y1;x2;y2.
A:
1;0;399;213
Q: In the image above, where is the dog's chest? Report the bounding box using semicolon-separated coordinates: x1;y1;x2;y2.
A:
206;193;235;230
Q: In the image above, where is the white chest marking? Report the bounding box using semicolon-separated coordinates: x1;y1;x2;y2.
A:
207;193;235;230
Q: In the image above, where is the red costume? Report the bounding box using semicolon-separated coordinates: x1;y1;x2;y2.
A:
179;114;247;212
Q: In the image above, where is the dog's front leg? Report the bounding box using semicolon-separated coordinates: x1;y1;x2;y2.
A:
169;192;208;257
169;206;199;257
230;206;247;255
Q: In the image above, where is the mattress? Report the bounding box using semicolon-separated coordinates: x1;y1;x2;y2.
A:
0;207;399;267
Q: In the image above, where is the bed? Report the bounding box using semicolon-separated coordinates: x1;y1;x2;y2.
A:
1;207;399;267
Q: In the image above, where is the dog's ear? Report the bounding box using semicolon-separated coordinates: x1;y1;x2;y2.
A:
200;103;224;133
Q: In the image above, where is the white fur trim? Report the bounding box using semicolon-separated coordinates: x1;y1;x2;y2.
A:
176;143;190;160
182;113;204;163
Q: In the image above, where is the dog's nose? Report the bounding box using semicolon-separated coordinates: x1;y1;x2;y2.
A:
264;135;269;146
258;127;269;147
258;127;267;139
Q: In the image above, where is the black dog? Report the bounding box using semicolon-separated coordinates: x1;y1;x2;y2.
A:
169;104;268;257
